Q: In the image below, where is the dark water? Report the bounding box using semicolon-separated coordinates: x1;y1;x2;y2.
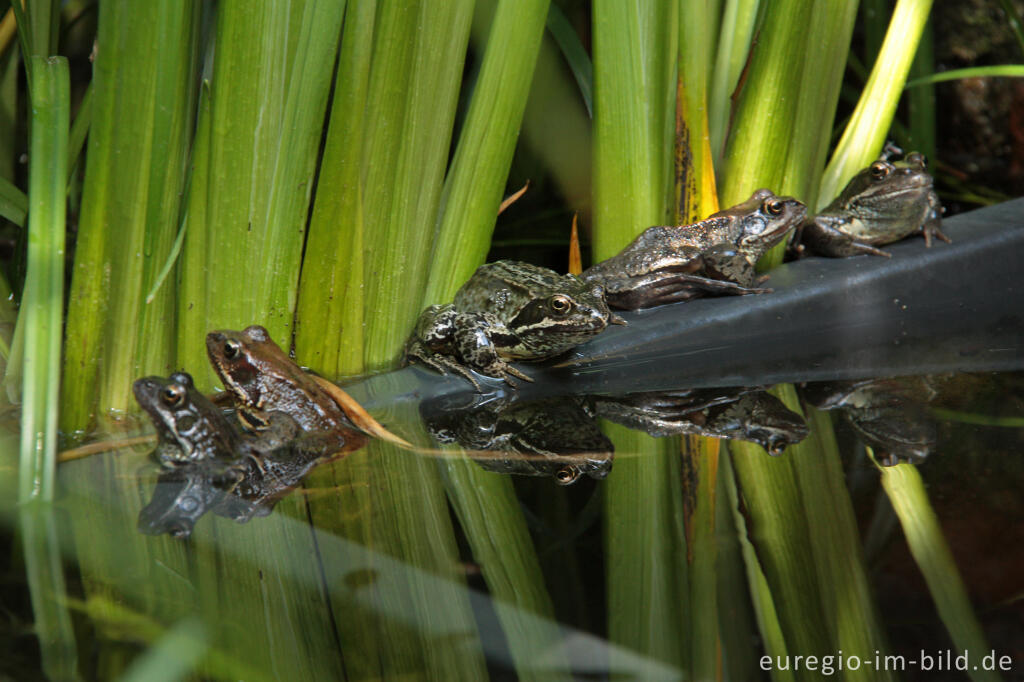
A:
3;370;1023;681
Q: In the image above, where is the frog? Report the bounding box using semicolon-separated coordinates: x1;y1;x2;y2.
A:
591;387;809;455
420;394;613;484
583;189;806;309
133;371;300;471
405;260;623;389
205;325;361;444
133;372;244;469
800;151;949;258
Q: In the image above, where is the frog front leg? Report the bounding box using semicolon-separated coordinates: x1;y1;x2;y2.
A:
803;216;892;258
405;304;487;390
920;195;951;248
452;312;533;387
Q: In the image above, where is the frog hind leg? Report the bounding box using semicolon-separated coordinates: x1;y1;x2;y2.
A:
453;313;533;388
804;219;892;258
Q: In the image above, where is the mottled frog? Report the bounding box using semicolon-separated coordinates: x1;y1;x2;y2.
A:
406;260;621;389
583;189;806;309
801;151;948;257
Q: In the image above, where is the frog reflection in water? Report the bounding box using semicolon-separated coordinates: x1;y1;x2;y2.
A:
132;371;295;472
205;325;363;449
421;386;809;480
583;189;806;310
591;388;809;455
801;377;938;464
138;430;347;537
422;395;613;485
406;260;622;389
800;151;948;258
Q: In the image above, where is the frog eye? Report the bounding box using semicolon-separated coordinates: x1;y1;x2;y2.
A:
548;295;573;315
555;466;581;485
906;151;927;168
763;198;785;216
869;162;891;180
161;384;186;407
223;339;242;359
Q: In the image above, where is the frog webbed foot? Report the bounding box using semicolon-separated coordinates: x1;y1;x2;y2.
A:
921;215;951;248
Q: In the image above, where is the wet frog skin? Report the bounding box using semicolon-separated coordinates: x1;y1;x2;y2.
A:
583;189;806;309
406;260;620;389
801;151;949;258
133;372;243;468
206;325;358;436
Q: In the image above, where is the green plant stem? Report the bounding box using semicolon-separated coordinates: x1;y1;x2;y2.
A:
61;0;199;429
423;0;551;305
592;0;677;258
904;64;1024;88
720;0;813;207
19;55;67;502
878;460;1000;682
17;54;79;682
361;0;474;370
294;0;374;378
819;0;934;211
708;0;759;168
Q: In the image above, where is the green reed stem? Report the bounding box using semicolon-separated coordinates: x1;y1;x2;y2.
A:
819;0;934;210
682;437;719;681
604;425;688;671
708;0;759;169
61;0;199;429
423;0;550;305
592;0;677;258
17;55;79;682
721;450;793;682
294;0;373;378
878;460;1000;682
19;55;67;502
794;404;893;681
361;0;473;370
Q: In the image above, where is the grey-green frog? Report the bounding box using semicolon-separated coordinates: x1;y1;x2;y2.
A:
133;372;243;469
801;151;948;258
583;189;806;309
406;260;622;389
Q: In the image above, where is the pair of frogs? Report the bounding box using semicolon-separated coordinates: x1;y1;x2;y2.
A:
408;150;946;388
133;325;365;480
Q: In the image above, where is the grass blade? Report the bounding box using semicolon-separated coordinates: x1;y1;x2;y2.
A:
0;174;26;226
545;3;592;118
904;64;1024;88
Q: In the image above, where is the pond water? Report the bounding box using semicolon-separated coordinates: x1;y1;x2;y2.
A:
2;369;1023;681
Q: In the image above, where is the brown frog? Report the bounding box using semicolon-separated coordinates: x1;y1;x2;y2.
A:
205;325;361;442
583;189;806;309
801;151;948;258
